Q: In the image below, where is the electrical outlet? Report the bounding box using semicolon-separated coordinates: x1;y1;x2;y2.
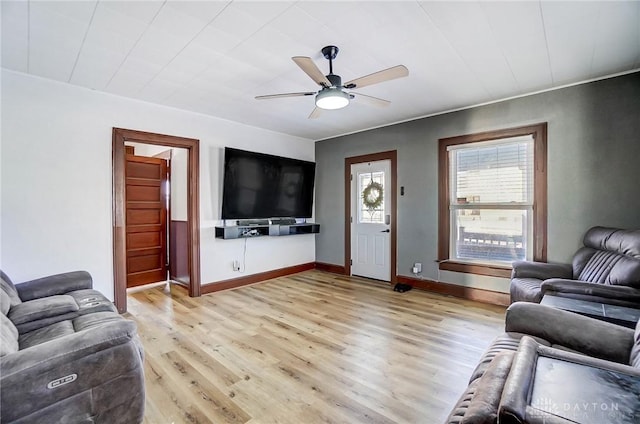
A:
414;262;422;274
233;260;241;271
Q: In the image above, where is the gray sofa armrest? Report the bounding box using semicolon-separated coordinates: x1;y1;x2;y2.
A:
0;319;142;422
505;302;634;364
541;279;640;304
463;351;515;424
511;261;572;280
15;271;93;301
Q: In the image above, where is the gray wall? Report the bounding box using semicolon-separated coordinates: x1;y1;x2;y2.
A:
314;72;640;291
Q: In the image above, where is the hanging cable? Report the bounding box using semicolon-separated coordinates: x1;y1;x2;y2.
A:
241;237;248;273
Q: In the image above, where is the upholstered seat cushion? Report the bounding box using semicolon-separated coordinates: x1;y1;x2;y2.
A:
19;320;75;349
18;311;125;350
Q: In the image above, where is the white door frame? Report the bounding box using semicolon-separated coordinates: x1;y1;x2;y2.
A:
344;151;397;284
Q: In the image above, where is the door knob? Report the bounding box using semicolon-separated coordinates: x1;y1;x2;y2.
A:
380;229;390;233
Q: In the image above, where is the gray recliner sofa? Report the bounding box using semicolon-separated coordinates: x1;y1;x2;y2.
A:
510;226;640;305
445;302;640;423
1;270;145;423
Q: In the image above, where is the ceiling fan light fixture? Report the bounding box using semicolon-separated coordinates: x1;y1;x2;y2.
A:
257;45;408;118
315;88;350;110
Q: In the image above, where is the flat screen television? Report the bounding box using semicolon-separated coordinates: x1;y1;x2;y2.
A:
221;147;316;220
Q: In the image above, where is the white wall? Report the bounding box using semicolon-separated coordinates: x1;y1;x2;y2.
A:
1;69;315;299
125;142;172;158
170;148;188;221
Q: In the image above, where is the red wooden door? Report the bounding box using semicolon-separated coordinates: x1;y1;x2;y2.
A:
125;155;168;288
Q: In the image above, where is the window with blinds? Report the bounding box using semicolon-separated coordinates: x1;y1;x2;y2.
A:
448;135;534;264
438;123;547;277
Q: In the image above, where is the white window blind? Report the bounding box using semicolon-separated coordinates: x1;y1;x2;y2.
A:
448;135;534;264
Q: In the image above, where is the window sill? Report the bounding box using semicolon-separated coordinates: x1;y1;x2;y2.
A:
439;260;512;278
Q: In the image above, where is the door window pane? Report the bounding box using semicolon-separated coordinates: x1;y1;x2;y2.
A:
358;171;384;223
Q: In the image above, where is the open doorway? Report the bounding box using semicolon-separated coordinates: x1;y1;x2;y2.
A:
112;128;201;313
124;142;191;291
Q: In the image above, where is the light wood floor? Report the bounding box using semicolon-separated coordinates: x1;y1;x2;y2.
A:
126;270;506;424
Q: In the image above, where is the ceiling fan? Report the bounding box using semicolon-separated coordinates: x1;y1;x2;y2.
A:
255;45;409;119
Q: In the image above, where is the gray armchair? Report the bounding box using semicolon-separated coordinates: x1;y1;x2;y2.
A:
499;336;640;424
445;302;639;424
510;226;640;306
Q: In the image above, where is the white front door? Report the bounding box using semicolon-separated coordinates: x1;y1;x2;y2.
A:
350;160;391;281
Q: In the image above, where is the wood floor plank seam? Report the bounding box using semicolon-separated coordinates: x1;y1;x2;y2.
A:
129;270;506;424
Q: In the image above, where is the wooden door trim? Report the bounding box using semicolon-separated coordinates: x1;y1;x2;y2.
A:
113;128;201;313
344;151;398;284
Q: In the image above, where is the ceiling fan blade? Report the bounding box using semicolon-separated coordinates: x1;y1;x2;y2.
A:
344;65;409;89
308;107;323;119
255;92;315;100
292;56;332;87
351;92;391;107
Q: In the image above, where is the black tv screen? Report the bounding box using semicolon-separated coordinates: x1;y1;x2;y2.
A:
221;148;316;219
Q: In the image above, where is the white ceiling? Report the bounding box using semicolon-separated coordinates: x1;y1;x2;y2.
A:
2;1;639;141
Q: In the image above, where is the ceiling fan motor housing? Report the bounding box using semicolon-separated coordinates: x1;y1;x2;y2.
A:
326;74;342;88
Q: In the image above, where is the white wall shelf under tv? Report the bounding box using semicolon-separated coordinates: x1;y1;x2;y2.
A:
215;223;320;240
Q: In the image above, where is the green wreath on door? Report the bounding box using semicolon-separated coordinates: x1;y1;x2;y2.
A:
362;180;384;210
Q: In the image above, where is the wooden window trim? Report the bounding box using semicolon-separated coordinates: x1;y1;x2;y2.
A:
438;123;547;278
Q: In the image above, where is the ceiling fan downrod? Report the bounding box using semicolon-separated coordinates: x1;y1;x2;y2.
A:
321;45;339;76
